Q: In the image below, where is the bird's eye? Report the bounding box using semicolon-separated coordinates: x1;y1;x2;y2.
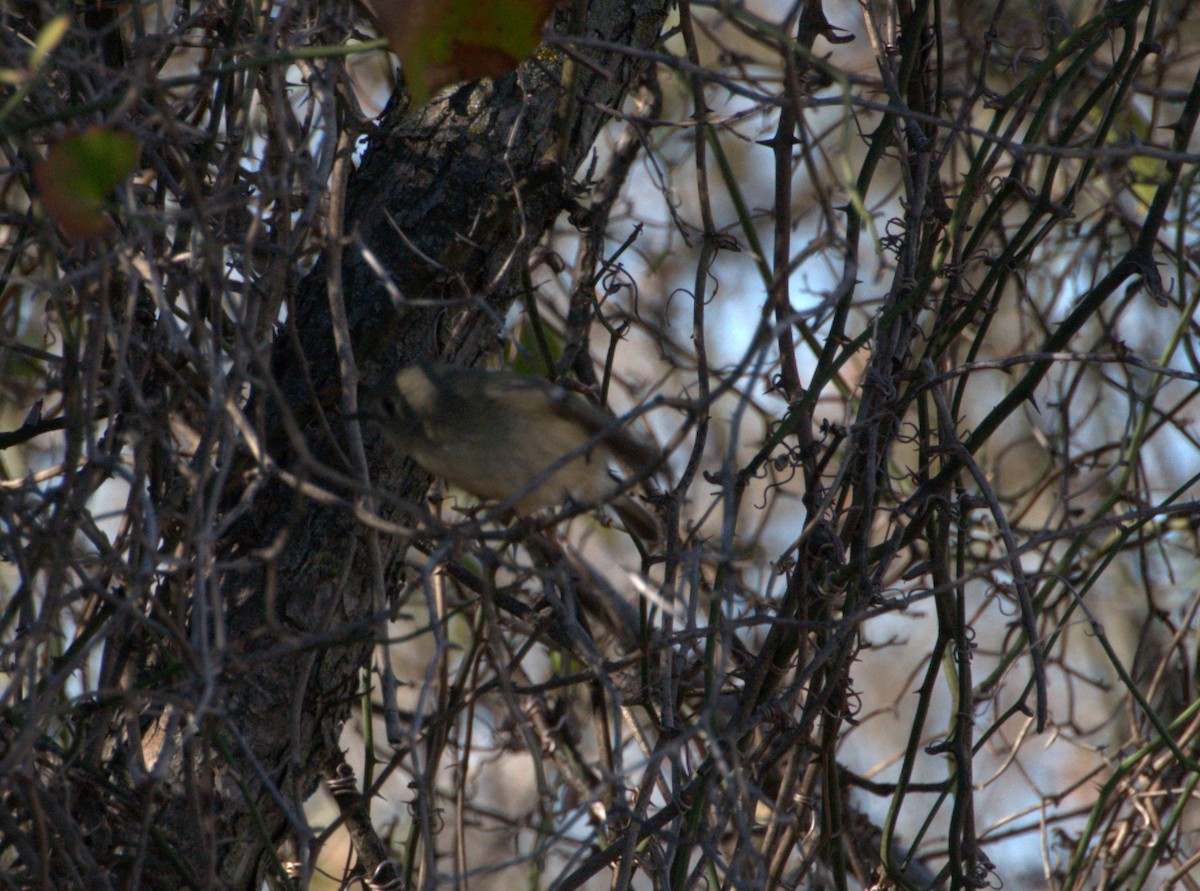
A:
381;397;398;417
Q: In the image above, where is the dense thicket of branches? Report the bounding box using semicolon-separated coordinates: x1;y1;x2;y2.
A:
3;1;1200;889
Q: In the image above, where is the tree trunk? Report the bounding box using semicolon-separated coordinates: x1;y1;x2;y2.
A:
89;4;669;888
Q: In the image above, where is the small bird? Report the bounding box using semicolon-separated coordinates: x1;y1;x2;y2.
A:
367;363;660;540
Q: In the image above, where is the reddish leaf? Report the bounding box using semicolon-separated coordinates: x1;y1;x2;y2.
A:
370;0;556;106
35;126;140;240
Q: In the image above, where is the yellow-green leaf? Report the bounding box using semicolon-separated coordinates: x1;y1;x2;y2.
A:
30;15;71;71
